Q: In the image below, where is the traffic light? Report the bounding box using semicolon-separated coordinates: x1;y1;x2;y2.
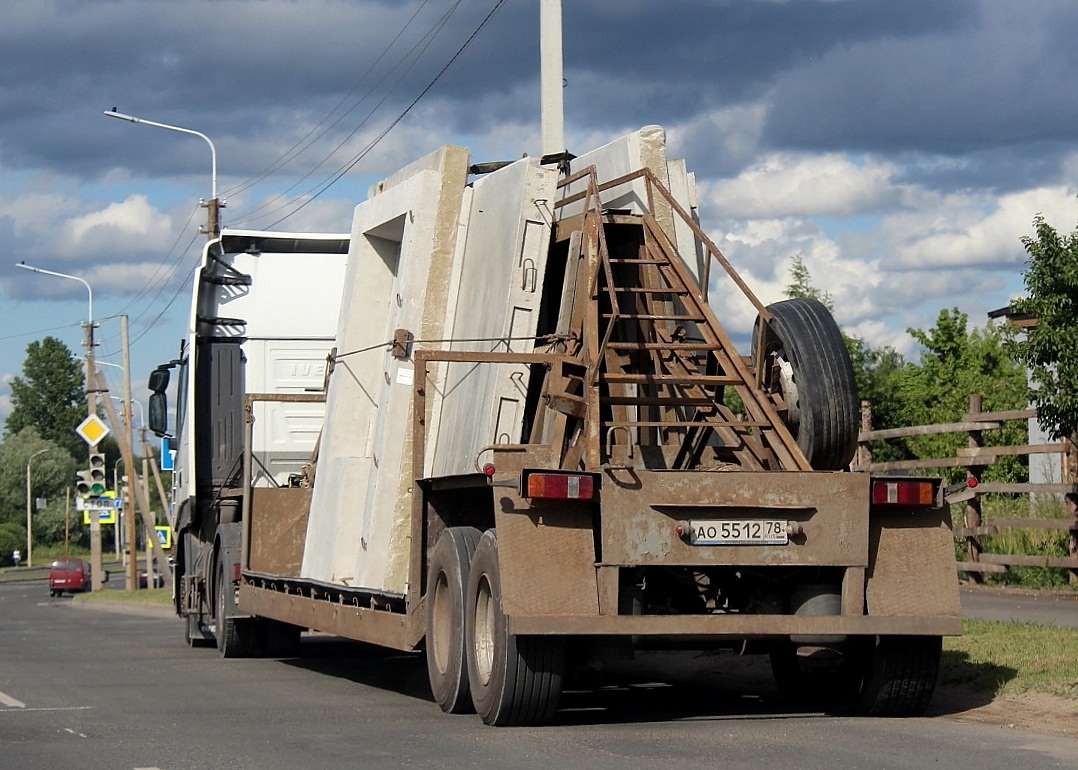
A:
76;469;93;498
88;452;106;496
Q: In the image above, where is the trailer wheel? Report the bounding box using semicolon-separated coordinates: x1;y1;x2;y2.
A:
857;635;941;717
465;530;566;726
426;526;483;714
753;297;858;470
215;562;255;658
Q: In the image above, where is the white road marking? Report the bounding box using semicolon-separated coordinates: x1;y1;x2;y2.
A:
1;706;92;713
63;727;88;738
0;691;26;708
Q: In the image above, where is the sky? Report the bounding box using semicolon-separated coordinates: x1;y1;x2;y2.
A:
2;0;1077;430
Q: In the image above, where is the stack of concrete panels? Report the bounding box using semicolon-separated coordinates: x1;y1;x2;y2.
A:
300;126;702;594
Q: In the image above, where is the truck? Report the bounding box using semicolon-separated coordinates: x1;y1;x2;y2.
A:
148;126;961;726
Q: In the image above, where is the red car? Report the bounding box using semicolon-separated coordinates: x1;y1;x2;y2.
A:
49;558;91;596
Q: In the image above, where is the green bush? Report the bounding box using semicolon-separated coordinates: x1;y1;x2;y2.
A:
0;522;27;566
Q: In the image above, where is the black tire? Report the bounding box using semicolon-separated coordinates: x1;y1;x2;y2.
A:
215;562;255;658
753;297;858;470
465;530;566;726
858;635;941;717
426;526;483;714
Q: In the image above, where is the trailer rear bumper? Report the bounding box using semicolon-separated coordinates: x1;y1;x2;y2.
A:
509;613;961;637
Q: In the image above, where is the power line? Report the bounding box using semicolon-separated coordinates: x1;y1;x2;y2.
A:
231;0;468;227
269;0;509;228
220;0;437;201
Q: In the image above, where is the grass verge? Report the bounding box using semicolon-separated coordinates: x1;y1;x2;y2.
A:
941;618;1078;699
73;587;173;606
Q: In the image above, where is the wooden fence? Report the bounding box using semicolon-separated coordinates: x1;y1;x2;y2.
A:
853;395;1078;583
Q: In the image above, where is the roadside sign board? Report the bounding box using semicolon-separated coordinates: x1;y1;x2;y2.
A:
81;509;117;525
76;496;123;511
160;437;174;470
75;414;110;447
154;526;173;550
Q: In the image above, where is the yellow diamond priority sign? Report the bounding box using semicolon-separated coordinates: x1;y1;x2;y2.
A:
75;414;110;447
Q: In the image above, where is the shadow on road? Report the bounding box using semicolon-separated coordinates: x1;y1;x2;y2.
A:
274;641;992;726
929;649;1017;717
277;636;435;704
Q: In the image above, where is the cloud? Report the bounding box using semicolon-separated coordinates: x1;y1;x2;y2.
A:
882;186;1078;270
703;153;899;219
67;195;170;246
764;1;1078;156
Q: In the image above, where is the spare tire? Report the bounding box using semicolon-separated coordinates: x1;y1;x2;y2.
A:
753;297;858;470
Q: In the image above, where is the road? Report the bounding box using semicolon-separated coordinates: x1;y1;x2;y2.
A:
1;581;1075;770
961;585;1078;627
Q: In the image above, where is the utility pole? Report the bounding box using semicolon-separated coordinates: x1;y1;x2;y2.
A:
121;315;138;590
540;0;568;166
90;367;172;579
85;317;104;590
202;197;223;239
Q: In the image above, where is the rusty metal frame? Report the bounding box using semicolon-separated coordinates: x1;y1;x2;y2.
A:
241;392;326;572
547;166;809;472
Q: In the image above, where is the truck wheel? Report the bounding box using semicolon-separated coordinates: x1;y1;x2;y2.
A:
465;530;566;726
752;297;858;470
426;526;483;714
858;635;941;717
216;563;255;658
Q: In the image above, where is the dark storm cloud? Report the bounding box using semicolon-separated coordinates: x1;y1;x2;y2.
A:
763;1;1078;156
1;0;1075;192
561;0;973;106
1;1;519;178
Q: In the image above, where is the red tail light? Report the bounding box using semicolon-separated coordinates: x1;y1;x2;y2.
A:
524;473;595;500
871;479;937;506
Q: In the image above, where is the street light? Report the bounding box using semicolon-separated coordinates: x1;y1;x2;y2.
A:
110;395;143;430
26;447;53;568
15;262;92;324
103;109;221;236
15;262;97;414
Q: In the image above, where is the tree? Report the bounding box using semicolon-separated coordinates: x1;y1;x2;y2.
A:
0;428;79;552
784;255;834;310
1010;213;1078;441
898;309;1028;483
780;256;908;459
5;337;86;457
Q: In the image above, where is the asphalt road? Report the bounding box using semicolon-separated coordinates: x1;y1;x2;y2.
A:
1;580;1075;770
961;586;1078;627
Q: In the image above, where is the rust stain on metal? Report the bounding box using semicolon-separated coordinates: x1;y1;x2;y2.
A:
248;488;312;576
600;469;869;567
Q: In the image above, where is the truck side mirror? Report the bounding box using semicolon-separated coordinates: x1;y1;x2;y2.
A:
148;365;171;393
149;391;170;437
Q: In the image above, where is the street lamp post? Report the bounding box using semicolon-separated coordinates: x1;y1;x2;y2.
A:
26;448;51;568
14;262;96;412
14;261;92;322
103;109;222;237
14;262;103;584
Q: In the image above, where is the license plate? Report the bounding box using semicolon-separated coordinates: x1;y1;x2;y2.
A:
687;519;789;546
